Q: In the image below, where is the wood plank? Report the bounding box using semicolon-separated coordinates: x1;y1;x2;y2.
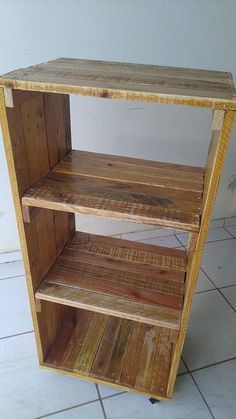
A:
44;309;174;399
36;281;182;330
150;328;172;396
90;316;122;379
58;249;185;283
74;313;108;374
101;319;133;382
59;150;204;187
20;93;49;183
60;310;93;371
22;150;204;232
120;322;147;387
134;325;160;390
1;58;235;109
67;231;187;268
36;231;185;328
45;269;183;310
67;149;205;175
50;256;184;298
22;188;200;232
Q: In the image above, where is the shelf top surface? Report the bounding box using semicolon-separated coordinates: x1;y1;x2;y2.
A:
22;149;204;233
36;231;186;330
1;57;236;109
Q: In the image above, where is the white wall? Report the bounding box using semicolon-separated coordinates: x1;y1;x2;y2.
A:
0;0;236;252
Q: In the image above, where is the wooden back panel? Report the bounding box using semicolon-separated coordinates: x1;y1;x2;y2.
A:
0;88;75;360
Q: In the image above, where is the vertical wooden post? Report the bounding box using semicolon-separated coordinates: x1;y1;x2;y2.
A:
167;109;235;397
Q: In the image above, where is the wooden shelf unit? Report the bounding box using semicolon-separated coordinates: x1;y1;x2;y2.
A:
0;58;235;402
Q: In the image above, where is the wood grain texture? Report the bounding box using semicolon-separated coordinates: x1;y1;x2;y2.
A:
44;307;174;399
1;58;235;402
0;88;75;361
0;58;236;109
36;231;186;330
22;149;204;232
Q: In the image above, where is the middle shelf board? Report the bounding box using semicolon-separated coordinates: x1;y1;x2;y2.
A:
22;150;204;232
36;231;187;331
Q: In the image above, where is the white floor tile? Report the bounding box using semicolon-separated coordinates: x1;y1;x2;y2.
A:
0;333;98;419
178;359;188;375
103;374;212;419
121;228;174;242
205;227;232;242
196;269;215;293
0;260;25;279
98;383;123;398
0;251;22;264
220;285;236;310
138;234;181;248
0;276;32;338
176;227;232;247
209;218;224;229
225;225;236;238
224;216;236;226
201;239;236;287
175;232;188;246
48;401;104;418
182;290;236;370
193;359;236;419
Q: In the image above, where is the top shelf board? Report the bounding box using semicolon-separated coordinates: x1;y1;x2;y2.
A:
1;58;236;109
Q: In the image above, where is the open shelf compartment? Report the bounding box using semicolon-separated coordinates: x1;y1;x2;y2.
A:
42;306;176;399
22;149;204;232
36;231;187;331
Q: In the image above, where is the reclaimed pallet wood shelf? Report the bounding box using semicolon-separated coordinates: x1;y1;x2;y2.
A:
43;308;175;399
22;149;204;232
0;58;235;402
35;231;186;330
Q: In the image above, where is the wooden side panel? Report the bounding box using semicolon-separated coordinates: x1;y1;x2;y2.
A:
0;88;75;360
167;110;235;397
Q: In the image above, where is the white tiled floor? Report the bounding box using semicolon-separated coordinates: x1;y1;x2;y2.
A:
0;224;235;418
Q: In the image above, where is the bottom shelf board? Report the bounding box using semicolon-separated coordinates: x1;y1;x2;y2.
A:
43;308;175;399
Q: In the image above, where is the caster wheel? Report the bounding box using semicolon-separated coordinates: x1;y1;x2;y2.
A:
149;398;159;404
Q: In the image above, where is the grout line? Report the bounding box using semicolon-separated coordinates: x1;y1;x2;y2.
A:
190;374;215;418
186;356;236;375
218;283;236;290
181;359;215;418
204;237;236;244
224;226;236;239
101;391;127;401
200;267;218;290
34;398;100;419
0;258;23;265
96;384;107;419
218;288;236;313
223;218;236;228
133;232;176;243
195;287;216;295
201;267;236;305
177;236;236;247
0;330;33;340
0;274;26;281
174;232;186;247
